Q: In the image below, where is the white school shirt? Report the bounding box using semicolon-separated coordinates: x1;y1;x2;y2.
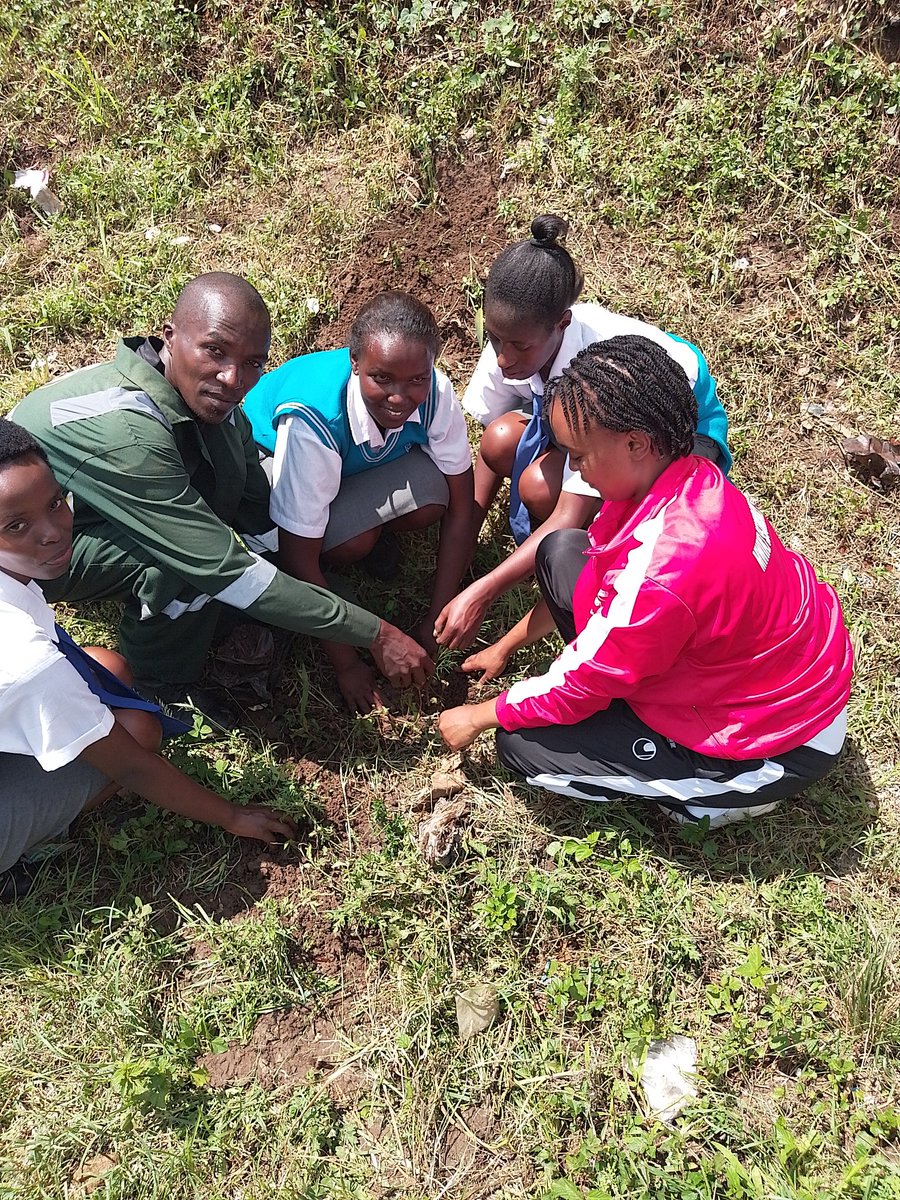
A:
462;302;701;497
0;571;114;770
269;368;473;539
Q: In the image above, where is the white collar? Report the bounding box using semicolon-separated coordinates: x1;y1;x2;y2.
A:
0;571;58;638
528;308;596;396
346;371;422;449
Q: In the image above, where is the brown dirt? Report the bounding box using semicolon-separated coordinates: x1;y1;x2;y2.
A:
69;1153;118;1198
313;154;507;381
201;1007;369;1103
726;238;805;311
441;1102;500;1168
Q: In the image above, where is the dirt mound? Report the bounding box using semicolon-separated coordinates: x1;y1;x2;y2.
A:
201;1008;368;1103
314;154;507;381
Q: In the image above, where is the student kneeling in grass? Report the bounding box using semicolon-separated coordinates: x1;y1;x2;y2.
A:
0;420;296;902
244;291;474;714
439;336;853;828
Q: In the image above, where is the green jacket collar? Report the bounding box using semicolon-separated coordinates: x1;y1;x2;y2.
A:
115;337;197;426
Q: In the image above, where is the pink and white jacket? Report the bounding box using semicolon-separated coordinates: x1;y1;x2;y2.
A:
496;457;853;759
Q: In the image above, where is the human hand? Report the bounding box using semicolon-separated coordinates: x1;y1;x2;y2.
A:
438;702;497;751
371;619;435;689
411;616;439;658
432;582;491;650
460;642;511;684
223;805;298;844
336;660;385;715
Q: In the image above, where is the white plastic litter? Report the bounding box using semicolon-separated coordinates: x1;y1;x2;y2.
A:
639;1035;698;1121
12;169;62;216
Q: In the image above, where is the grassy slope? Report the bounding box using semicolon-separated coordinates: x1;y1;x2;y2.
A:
1;0;900;1196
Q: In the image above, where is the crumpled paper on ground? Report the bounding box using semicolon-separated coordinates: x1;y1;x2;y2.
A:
639;1035;698;1122
455;983;500;1041
841;435;900;490
416;795;469;867
10;168;62;215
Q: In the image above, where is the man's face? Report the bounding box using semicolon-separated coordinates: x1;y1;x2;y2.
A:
0;456;73;585
351;333;434;430
162;297;271;424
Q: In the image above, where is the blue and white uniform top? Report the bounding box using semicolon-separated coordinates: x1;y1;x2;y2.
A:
243;348;472;540
463;301;732;495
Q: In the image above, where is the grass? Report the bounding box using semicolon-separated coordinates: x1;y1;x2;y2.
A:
2;0;900;1195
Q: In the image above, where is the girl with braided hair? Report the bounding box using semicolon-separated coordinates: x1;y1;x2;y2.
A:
439;336;851;828
432;214;731;654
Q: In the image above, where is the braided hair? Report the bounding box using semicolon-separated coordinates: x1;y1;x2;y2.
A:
0;418;49;472
545;335;698;459
485;215;585;326
349;290;440;359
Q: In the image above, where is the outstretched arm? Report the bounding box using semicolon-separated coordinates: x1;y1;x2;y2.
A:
81;722;298;843
414;468;474;653
460;598;556;683
433;491;599;650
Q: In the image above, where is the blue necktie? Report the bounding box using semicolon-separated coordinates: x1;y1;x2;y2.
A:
54;625;190;740
508;391;550;545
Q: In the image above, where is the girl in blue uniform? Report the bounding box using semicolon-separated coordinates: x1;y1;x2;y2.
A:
244;291;474;714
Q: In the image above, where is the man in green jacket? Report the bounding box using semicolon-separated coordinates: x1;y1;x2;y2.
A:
13;272;433;706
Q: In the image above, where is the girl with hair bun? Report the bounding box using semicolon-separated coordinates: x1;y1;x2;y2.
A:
439;337;851;830
432;215;731;652
244;291;474;714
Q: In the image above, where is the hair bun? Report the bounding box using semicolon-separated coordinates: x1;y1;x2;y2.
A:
529;214;569;248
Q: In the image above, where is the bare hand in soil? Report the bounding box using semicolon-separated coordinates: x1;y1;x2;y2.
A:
461;643;510;684
438;705;486;751
432;584;490;650
223;805;298;844
336;661;385;715
370;619;434;689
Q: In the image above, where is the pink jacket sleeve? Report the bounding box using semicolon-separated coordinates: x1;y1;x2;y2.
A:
496;579;697;731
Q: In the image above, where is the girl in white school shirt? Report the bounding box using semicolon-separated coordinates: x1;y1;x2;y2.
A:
432;214;731;653
0;419;295;901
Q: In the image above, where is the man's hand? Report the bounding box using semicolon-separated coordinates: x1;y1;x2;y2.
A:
437;698;500;751
461;643;511;685
371;619;434;689
223;805;298;843
336;660;385;715
432;581;492;650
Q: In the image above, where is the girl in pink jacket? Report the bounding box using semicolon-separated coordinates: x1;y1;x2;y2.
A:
438;336;852;827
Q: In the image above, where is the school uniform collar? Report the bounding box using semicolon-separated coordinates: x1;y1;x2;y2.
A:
0;571;57;637
527;308;604;397
346;371;421;449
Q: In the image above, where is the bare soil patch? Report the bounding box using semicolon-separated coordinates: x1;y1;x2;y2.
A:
314;154;507;381
201;1007;369;1103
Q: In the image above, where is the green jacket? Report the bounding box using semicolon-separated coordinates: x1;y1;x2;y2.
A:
13;338;381;645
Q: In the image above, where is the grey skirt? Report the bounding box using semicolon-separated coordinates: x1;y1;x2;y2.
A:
0;753;109;872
